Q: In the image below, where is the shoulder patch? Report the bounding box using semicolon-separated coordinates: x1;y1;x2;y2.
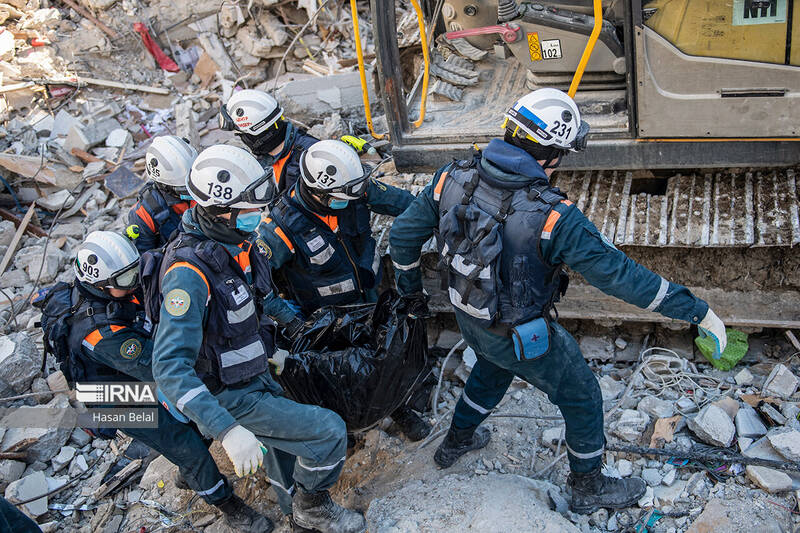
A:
165;288;191;317
255;238;272;259
120;338;142;359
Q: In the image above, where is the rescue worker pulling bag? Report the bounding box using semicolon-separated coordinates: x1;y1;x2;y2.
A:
273;290;428;431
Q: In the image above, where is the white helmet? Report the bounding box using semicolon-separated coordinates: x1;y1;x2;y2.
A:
145;135;198;190
504;88;589;151
220;89;283;136
187;144;276;208
75;231;140;289
300;140;369;201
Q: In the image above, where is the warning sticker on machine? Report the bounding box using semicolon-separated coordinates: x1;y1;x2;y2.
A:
732;0;787;26
527;32;542;61
541;39;562;60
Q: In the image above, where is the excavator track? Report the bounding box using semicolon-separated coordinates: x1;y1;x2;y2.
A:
373;168;800;328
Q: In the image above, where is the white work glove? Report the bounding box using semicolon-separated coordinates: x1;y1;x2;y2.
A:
268;348;290;376
698;308;727;358
221;425;266;477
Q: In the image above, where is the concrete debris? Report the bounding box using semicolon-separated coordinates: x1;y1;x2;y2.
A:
766;428;800;461
687;404;735;447
0;332;40;395
0;460;26;492
616;459;633;477
653;479;686;507
762;364;799;399
0;395;73;463
4;470;48;518
734;367;754;386
598;374;625;401
366;473;580;532
637;395;675;419
745;465;792;493
51;445;76;472
612;409;650;442
734;405;768;438
277;72;376;124
444;36;489;61
641;468;661;487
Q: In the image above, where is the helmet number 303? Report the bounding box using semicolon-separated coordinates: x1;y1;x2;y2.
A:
207;183;233;200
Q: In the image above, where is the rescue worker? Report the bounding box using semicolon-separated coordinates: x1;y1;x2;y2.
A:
151;144;366;533
66;231;269;530
388;88;728;514
219;89;318;195
127;136;197;253
257;139;431;441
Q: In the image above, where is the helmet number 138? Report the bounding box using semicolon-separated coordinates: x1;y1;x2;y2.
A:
208;183;233;200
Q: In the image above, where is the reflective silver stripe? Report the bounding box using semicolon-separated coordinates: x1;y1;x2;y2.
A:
220;339;265;368
392;258;421;271
441;242;449;257
565;442;604;460
448;287;491;320
226;300;255;324
646;276;669;311
451;254;490;280
461;391;491;415
371;250;380;275
296;456;346;472
195;479;225;496
176;384;208;411
309;244;335;265
541;230;553;240
82;340;95;351
317;279;356;297
268;478;296;494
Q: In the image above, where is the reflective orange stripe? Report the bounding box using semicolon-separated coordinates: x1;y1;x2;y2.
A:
109;325;126;332
235;242;252;273
164;262;210;296
314;213;338;232
274;226;294;252
273;153;292;186
84;329;103;347
135;205;156;232
433;171;449;200
541;210;561;240
561;199;573;206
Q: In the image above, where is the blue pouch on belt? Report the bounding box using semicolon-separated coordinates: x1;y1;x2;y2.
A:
511;317;550;361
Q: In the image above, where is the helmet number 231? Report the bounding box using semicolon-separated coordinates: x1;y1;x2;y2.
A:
207;183;233;200
549;120;571;139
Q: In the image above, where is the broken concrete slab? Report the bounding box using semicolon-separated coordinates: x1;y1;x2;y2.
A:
734;405;767;439
14;245;66;284
277;72;376;124
598;375;625;402
612;409;649;443
766;429;800;462
51;445;76;472
746;465;792;493
0;332;40;395
687;404;735;447
174;101;199;150
763;364;798;399
0;395;73;463
0;459;26;492
105;128;132;150
616;459;633;477
637;396;675;419
83;160;106;180
653;479;686;507
4;470;48;518
686;499;731;533
712;396;739;420
734;367;754;387
49;109;82;141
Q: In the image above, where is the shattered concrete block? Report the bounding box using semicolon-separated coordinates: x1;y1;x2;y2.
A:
641;468;661;487
653;479;686;507
0;269;28;288
63;124;91;153
598;375;625;402
83;160;106;179
14;245;66;284
5;471;48;518
746;465;792;493
0;29;15;61
0;220;15;246
68;454;88;476
69;428;92;448
0;395;73;463
760;403;787;425
236;23;274;59
277;72;376;124
661;468;677;486
637;486;654;508
49;109;81;140
637;396;675;419
763;364;798;399
712;396;739;420
0;332;40;395
686;499;731;532
612;409;650;443
766;429;800;462
743;436;785;461
687;404;735;447
738;437;754;452
734;405;767;438
734;367;754;386
616;459;633;477
580;336;615;360
51;445;76;472
105;128;132;150
36;189;74;211
541;426;565;449
0;459;26;491
174;101;199;150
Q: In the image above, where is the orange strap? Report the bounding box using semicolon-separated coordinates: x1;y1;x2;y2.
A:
109;325;126;333
273;152;292;186
135;205;156;233
164;261;210;296
313;213;339;232
541;200;573;240
274;226;294;252
433;171;449;201
171;201;191;215
235;242;252;273
83;329;103;347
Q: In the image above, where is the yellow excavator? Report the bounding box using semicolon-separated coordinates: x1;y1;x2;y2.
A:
358;0;800;328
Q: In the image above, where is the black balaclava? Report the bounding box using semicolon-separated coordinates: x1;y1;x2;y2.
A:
296;179;340;216
195;205;250;245
239;119;289;156
504;131;565;170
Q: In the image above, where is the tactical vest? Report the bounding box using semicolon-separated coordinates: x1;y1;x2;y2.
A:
258;128;318;196
158;232;275;390
436;157;568;330
270;194;379;314
134;183;190;244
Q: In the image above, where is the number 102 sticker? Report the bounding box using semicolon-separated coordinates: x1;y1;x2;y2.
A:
540;39;562;60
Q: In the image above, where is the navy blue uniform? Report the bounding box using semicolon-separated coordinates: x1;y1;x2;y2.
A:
127;183;193;254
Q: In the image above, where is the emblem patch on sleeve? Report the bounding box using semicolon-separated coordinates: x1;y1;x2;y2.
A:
120;338;142;359
255;238;272;259
165;288;191;317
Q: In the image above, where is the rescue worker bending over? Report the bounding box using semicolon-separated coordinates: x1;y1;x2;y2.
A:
63;231;269;530
388;89;728;514
257;139;431;441
151;144;366;533
127;136;198;254
219;89;318;196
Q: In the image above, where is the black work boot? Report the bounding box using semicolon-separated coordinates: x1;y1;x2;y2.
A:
172;470;190;491
391;406;432;441
433;425;491;468
292;490;366;533
567;467;647;514
289;513;317;532
216;494;274;532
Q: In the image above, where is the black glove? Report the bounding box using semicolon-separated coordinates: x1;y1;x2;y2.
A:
283;316;305;341
401;291;430;319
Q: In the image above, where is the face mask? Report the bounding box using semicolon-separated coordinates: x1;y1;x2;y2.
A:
235;211;262;232
180;194;193;201
328;199;349;210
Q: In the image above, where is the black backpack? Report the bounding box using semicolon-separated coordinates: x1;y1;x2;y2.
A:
33;282;84;383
